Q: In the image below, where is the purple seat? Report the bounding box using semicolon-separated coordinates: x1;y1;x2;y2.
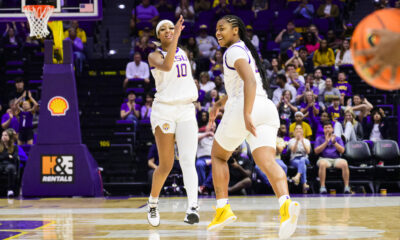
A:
269;0;287;11
266;40;280;51
6;61;23;67
273;10;294;32
294;18;312;28
233;10;255;26
5;69;24;75
253;10;274;31
287;1;301;10
126;87;145;94
136;21;152;31
159;11;175;22
313;18;330;33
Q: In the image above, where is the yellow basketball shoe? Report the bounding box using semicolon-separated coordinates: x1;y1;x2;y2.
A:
279;199;301;239
207;204;237;232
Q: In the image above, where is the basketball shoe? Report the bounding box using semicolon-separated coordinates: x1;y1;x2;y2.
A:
207;204;237;231
184;205;200;224
279;199;301;239
147;202;160;227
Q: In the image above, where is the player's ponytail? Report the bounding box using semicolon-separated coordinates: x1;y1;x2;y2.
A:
221;15;269;93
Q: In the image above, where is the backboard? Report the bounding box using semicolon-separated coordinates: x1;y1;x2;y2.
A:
0;0;102;22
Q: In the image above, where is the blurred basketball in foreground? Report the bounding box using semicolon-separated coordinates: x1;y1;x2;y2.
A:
351;8;400;91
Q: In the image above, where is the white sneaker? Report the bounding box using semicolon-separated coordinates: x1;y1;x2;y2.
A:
147;202;160;227
184;205;199;224
7;190;14;199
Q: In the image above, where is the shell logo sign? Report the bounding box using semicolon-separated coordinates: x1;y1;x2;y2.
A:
47;96;70;116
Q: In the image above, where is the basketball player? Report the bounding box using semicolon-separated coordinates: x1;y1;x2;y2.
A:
206;15;301;239
146;16;199;226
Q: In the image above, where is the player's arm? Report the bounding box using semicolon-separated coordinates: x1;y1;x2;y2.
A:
148;16;184;72
235;59;256;117
235;58;257;136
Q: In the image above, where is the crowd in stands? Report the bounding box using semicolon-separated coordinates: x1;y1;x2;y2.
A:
125;0;398;194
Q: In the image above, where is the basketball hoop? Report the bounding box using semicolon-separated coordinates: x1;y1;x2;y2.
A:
23;5;54;39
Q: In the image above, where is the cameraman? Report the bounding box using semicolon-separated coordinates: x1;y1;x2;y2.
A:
227;146;253;195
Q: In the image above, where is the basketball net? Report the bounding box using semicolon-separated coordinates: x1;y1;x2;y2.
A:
23;5;54;39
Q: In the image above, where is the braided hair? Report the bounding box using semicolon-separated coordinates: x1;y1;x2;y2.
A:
220;15;269;93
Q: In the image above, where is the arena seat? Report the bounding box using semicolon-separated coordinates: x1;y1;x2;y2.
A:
344;141;375;193
373;140;400;192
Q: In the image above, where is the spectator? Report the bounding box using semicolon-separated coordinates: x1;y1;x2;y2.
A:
335;72;352;105
155;0;173;12
312;39;335;68
318;77;340;111
298;47;314;73
288;71;305;90
337;109;364;142
209;49;224;78
296;74;319;103
304;31;320;54
214;75;226;95
326;30;342;50
246;25;259;51
64;20;87;44
65;28;85;74
15;91;38;145
1;99;19;133
327;96;344;122
141;93;153;120
197;110;209;130
279;123;291;142
335;39;353;66
194;79;206;109
267;58;284;85
395;0;400;8
188;51;197;76
2;22;22;47
227;146;253;195
232;0;251;10
7;77;27;103
199;71;216;92
213;0;233;19
272;74;297;106
314;121;350;194
277;90;298;124
0;128;19;198
317;0;339;19
132;0;159;26
289;111;313;139
123;52;150;88
196;123;215;193
275;21;302;52
196;25;218;59
175;0;195;23
252;0;269;17
288;125;311;193
293;0;315;20
346;94;373;122
194;0;211;12
308;24;323;42
313;68;326;93
184;36;199;58
135;35;156;60
147;143;158;185
300;90;319;119
341;22;354;39
120;91;141;130
203;89;220;112
363;108;388;142
285;51;305;76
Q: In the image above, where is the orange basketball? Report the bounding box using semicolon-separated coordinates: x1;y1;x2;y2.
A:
351;8;400;91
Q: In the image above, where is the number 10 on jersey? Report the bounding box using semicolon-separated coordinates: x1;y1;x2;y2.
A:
176;63;187;78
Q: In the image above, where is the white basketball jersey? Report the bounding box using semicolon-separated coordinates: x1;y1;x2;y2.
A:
223;40;267;99
151;47;198;104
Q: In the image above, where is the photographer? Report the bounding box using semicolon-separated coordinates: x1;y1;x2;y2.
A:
227;146;252;195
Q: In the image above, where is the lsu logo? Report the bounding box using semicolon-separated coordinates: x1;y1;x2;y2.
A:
48;96;70;116
162;123;170;131
41;155;74;183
